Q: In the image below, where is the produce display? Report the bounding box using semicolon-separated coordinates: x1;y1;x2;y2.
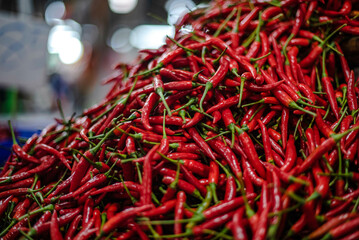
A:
2;0;359;239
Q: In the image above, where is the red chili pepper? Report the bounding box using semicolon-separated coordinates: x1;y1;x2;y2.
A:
206;92;250;114
243;160;264;186
162;176;202;199
0;177;34;192
142;199;177;217
198;193;256;223
252;204;270;240
141;144;159;205
245;80;284;92
238;7;259;32
36;144;71;170
167;152;200;160
308;213;358;239
174;191;186;236
50;210;63;240
261;69;316;116
0;155;56;184
347;70;357;112
280;108;290;150
296;126;359;174
102;205;152;234
255;119;272;163
192;211;235;236
305;1;317;24
207;135;242;179
180;165;207;197
262;6;282;21
245;13;262;59
322;57;340;119
169;142;199;153
235;126;266;178
73;218;95;240
231;208;248;240
181;160;209;177
224;175;236;202
12;144;40;164
64;215;82;240
182;111;204;129
141;92;159;130
321;215;359;240
257;31;273;67
325;197;354;219
199;57;229;111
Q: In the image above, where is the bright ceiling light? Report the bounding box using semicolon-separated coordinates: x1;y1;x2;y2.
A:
47;24;83;64
130;25;174;49
165;0;195;25
108;0;138;14
110;28;132;53
58;37;83;64
45;1;66;25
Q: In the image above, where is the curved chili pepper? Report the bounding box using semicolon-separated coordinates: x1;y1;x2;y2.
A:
181;165;207;197
224;175;236;201
261;69;316;116
141;92;159;130
296;126;359;174
235;126;266;178
35;144;71;170
162;176;202;199
199;57;229;112
300;25;346;68
192;211;235;236
64;215;82;240
262;6;282;21
206;92;250;113
207;135;242;179
257;31;270;67
73;218;95;240
243;160;264;186
142;199;177;217
102;205;152;234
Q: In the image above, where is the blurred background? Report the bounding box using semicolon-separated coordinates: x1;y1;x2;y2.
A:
0;0;205;161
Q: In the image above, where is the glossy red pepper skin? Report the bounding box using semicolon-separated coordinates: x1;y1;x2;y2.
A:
12;144;40;164
174;191;186;236
236;127;266;178
141;92;159;130
322;76;340;119
206;92;249;114
142;145;159;205
280;135;297;172
207;135;242;179
50;210;64;240
162;176;201;198
262;6;282;21
102;205;152;234
347;71;357;112
201;193;256;221
192;211;235;235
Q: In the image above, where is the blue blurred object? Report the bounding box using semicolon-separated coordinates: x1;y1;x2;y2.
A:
0;139;12;165
0;128;39;166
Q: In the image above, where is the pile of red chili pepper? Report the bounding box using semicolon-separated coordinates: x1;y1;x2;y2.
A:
2;0;359;239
